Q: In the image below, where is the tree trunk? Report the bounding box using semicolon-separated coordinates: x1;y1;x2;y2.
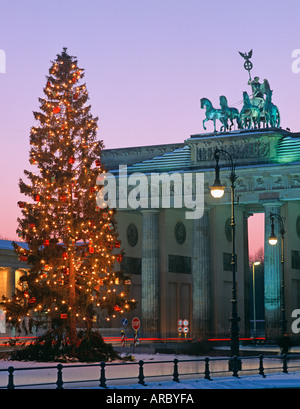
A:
68;254;77;350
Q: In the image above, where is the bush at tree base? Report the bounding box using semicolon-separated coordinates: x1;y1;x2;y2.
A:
9;331;120;362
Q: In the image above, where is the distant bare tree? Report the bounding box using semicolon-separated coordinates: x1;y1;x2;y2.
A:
0;235;14;241
249;247;264;265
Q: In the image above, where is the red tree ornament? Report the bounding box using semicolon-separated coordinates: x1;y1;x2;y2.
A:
19;255;28;262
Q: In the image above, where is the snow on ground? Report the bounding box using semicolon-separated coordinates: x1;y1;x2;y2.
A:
1;351;300;389
110;373;300;390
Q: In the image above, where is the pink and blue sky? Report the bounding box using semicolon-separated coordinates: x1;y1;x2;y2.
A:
0;1;299;255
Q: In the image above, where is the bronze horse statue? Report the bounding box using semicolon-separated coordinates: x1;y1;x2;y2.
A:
200;98;228;132
263;90;280;128
219;95;241;130
240;92;261;129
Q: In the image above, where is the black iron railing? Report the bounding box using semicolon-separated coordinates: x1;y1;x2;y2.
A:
1;354;300;389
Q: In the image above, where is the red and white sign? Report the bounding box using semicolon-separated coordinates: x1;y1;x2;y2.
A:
134;331;138;346
132;316;140;331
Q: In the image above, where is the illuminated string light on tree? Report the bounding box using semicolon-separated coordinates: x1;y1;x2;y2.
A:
1;48;135;360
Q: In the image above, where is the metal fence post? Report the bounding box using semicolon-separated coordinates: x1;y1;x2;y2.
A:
99;362;107;388
282;354;288;374
7;366;15;389
56;364;64;389
204;357;211;380
258;354;265;378
138;360;145;385
173;358;179;382
229;355;241;377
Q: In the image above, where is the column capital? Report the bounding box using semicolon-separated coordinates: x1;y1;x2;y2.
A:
262;200;283;209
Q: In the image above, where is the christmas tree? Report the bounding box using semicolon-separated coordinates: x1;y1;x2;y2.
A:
1;48;135;361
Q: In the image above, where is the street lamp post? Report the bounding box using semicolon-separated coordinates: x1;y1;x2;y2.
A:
210;148;240;358
268;212;289;353
252;261;261;338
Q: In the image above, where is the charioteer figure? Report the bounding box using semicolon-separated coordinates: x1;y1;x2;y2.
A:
248;76;270;99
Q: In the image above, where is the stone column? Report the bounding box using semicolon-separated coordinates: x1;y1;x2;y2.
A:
6;268;16;299
0;268;15;300
0;268;16;336
141;210;160;336
192;209;211;339
263;202;282;340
